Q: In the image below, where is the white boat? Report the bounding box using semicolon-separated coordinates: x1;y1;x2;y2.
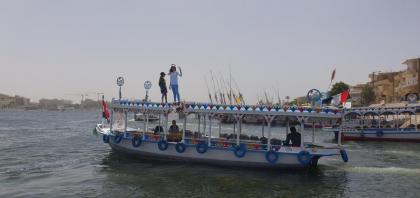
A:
324;107;420;142
134;113;160;122
97;99;349;169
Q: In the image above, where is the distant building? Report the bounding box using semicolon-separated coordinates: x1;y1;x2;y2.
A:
39;98;73;110
0;94;14;108
368;58;419;103
0;93;31;108
349;84;366;106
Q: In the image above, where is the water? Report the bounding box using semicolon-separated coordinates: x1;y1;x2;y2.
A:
1;110;420;198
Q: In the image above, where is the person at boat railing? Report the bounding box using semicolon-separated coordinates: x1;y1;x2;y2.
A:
284;126;301;147
168;64;182;103
159;72;168;104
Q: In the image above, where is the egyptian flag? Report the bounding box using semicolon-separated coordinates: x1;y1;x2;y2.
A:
331;90;350;106
102;100;110;123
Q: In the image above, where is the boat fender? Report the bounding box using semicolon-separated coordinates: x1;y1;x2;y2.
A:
297;150;312;166
340;149;349;162
233;145;247;158
376;130;384;137
132;136;142;148
176;143;186;153
113;134;123;144
196;142;208;154
103;134;110;143
265;150;279;164
158;140;169;151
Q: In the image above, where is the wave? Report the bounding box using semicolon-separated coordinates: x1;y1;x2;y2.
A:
346;166;420;175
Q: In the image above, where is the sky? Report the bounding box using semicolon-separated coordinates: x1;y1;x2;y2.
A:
1;0;420;104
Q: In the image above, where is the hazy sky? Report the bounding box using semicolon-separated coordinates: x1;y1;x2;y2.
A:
1;0;420;104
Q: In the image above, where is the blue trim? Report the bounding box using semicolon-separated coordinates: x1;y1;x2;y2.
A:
103;134;110;143
196;142;208;154
132;136;142;148
297;150;312;166
340;149;349;162
265;150;279;164
175;143;186;153
158;140;169;151
233;145;247;158
113;134;123;144
376;130;384;137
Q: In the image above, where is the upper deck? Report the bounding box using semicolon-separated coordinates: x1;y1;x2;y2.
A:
110;99;343;119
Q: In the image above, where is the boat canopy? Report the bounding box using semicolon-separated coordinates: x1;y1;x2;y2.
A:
110;99;343;121
345;107;416;117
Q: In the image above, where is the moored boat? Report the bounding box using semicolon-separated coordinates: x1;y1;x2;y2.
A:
97;99;349;169
325;107;420;142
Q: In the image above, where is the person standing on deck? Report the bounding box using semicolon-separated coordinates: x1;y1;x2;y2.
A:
169;64;182;103
159;72;168;104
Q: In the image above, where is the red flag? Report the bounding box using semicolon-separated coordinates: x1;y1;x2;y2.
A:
340;90;349;104
102;100;110;123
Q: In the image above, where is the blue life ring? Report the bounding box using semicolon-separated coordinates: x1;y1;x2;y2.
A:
340;149;349;162
113;134;123;144
103;134;110;143
196;142;208;154
132;136;142;148
233;145;247;158
158;140;168;151
265;150;279;164
376;130;384;137
297;150;312;166
176;143;186;153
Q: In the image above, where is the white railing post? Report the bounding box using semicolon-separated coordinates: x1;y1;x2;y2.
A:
312;122;315;144
182;113;187;143
110;110;114;133
124;110;128;137
208;115;212;146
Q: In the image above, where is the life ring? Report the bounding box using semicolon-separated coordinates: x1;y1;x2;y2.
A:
103;134;110;143
113;134;123;144
196;142;208;154
233;145;247;158
376;130;384;137
297;150;312;166
176;143;186;153
340;149;349;162
132;136;142;148
265;150;279;164
158;140;168;151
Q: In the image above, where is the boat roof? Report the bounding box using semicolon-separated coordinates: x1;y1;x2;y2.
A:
345;106;417;116
111;99;343;119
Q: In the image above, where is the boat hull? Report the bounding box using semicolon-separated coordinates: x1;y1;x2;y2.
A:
341;130;420;143
103;134;343;169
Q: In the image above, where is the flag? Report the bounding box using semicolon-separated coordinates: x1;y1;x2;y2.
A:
102;100;110;123
340;90;349;104
331;90;350;106
331;69;336;81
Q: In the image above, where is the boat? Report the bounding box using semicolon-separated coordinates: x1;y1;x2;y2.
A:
134;113;160;122
97;98;349;169
325;107;420;142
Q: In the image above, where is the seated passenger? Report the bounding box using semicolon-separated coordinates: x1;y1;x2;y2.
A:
285;126;301;147
168;120;180;134
154;125;164;135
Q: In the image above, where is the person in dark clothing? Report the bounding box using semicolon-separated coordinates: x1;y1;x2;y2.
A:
159;72;168;103
285;126;301;147
168;120;180;134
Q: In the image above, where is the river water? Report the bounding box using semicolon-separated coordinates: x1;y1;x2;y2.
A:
1;110;420;198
